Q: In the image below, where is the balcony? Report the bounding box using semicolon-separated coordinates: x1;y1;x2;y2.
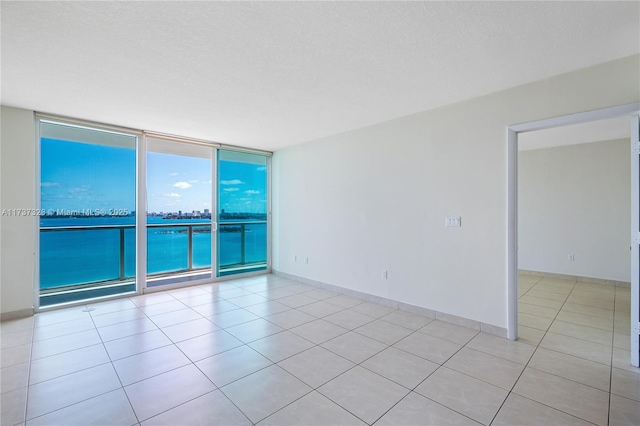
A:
39;221;267;305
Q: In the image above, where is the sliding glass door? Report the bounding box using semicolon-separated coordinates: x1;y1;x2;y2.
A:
145;145;270;281
38;121;137;306
146;137;214;287
217;150;268;276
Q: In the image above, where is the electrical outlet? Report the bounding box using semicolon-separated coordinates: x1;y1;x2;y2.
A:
568;254;575;261
305;257;309;264
382;270;388;279
293;255;297;262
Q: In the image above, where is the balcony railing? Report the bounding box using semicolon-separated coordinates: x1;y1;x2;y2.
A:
39;221;267;292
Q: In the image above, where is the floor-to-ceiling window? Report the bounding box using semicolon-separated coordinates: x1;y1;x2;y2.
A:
37;119;270;308
146;137;214;287
38;120;138;306
217;150;268;276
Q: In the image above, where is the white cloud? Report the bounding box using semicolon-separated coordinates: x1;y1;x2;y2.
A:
68;186;90;194
256;166;267;171
223;188;239;192
41;182;60;187
169;172;179;176
163;192;181;198
244;190;260;195
220;179;244;185
172;181;192;189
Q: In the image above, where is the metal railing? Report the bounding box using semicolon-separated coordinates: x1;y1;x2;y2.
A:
39;220;267;290
147;222;212;273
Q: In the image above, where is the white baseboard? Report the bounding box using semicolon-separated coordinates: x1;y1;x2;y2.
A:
519;269;630;288
1;308;34;322
273;269;508;339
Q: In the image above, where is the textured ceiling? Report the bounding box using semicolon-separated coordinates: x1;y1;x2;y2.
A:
2;1;638;151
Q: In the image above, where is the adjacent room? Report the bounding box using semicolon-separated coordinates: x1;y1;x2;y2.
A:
517;117;632;347
1;2;639;425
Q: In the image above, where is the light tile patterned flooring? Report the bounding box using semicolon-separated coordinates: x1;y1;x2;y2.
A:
1;274;638;425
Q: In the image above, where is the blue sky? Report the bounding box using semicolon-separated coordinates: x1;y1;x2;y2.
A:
41;139;267;213
41;138;136;211
147;152;211;213
218;159;267;214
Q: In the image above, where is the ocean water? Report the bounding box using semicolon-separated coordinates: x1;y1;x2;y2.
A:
39;217;267;289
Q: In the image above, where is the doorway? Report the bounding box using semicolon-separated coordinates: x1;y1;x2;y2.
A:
507;103;640;368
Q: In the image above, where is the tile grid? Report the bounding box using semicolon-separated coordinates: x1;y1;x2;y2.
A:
339;345;475;425
6;276;363;424
29;305;136;425
1;273;637;425
98;278;321;425
515;275;634;426
167;281;433;424
5;276;456;424
85;303;146;426
204;286;450;424
257;316;473;425
511;276;605;425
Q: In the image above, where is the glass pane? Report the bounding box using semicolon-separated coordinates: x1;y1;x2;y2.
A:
147;226;189;274
192;225;213;268
39;121;137;306
244;222;267;264
147;138;212;287
218;150;268;276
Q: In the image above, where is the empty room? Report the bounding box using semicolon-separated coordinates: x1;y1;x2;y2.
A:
1;2;639;425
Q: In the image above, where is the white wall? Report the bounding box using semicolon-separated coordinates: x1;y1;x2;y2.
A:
518;139;630;282
1;106;36;316
273;55;640;330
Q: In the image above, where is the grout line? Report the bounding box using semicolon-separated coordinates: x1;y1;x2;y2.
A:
506;275;623;424
362;323;476;424
21;314;36;424
247;310;439;424
492;393;601;426
18;273;627;425
23;306;138;425
489;276;580;424
165;279;359;424
607;284;621;425
88;302;141;426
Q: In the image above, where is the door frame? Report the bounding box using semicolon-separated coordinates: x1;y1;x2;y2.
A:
506;103;640;351
631;114;639;367
34;115;143;310
142;133;218;291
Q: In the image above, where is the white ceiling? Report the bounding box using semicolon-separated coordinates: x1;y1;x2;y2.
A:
2;1;638;151
519;116;631;151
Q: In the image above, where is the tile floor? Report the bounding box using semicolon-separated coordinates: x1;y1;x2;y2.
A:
1;273;638;425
